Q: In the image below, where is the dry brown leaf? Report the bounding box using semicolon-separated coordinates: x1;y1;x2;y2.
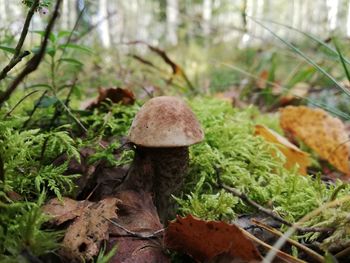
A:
85;87;135;109
255;124;311;175
280;106;350;175
164;215;262;262
43;197;119;262
108;190;169;263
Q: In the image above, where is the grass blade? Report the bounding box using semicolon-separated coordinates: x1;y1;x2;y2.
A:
334;40;350;82
257;18;350;66
248;16;350;97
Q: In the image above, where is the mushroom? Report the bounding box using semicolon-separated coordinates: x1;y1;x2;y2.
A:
125;96;204;223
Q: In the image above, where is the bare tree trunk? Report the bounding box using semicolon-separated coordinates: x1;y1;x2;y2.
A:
61;0;69;29
166;0;179;45
202;0;212;36
98;0;111;47
327;0;339;31
0;0;7;25
347;0;350;36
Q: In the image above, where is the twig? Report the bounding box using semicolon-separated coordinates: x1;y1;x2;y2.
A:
22;90;48;129
335;246;350;259
49;77;78;127
72;11;118;42
106;217;164;239
252;219;324;262
56;6;86;67
242;228;306;263
216;169;333;233
0;0;62;106
0;0;40;81
4;90;40;118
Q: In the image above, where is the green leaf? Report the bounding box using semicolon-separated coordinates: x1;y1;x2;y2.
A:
334;40;350;82
31;46;40;54
46;47;56;57
36;95;58;108
324;252;338;263
286;67;316;88
58;58;83;67
58;43;92;53
31;30;56;42
0;46;16;54
26;84;52;90
57;30;78;39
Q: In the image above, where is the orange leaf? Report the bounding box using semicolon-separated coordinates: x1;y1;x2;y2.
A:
164;215;262;262
255;124;311;175
256;70;269;89
280;106;350;175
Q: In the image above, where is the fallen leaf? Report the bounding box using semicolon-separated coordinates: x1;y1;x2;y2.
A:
43;197;119;262
164;215;262;262
108;190;169;263
86;87;135;109
256;70;269;89
279;82;310;106
255;124;311;175
280;106;350;175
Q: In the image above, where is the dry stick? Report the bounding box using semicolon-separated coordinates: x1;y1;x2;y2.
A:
264;195;350;262
105;217;164;239
216;171;333;234
242;228;306;263
252;219;324;262
0;0;62;106
335;246;350;259
0;0;40;81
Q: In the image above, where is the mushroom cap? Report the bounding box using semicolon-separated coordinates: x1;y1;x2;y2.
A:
128;96;204;147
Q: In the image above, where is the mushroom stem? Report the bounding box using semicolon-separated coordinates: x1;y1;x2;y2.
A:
124;146;189;223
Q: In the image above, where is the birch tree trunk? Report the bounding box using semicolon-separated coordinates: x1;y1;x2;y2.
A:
98;0;111;47
202;0;212;36
166;0;179;45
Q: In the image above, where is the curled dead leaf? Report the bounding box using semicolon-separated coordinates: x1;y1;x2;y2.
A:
85;87;135;109
254;124;311;175
280;106;350;175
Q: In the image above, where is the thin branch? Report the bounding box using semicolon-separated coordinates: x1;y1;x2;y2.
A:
0;0;40;81
57;6;87;67
106;217;164;239
72;11;118;42
22;90;48;129
4;90;40;118
216;170;333;233
49;77;78;127
0;0;62;106
252;219;324;262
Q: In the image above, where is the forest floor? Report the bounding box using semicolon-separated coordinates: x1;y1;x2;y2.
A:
1;2;350;263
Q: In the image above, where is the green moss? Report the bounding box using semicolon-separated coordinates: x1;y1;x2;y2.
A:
176;97;350;245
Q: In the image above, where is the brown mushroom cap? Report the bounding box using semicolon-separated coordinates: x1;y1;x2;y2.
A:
128;96;204;147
